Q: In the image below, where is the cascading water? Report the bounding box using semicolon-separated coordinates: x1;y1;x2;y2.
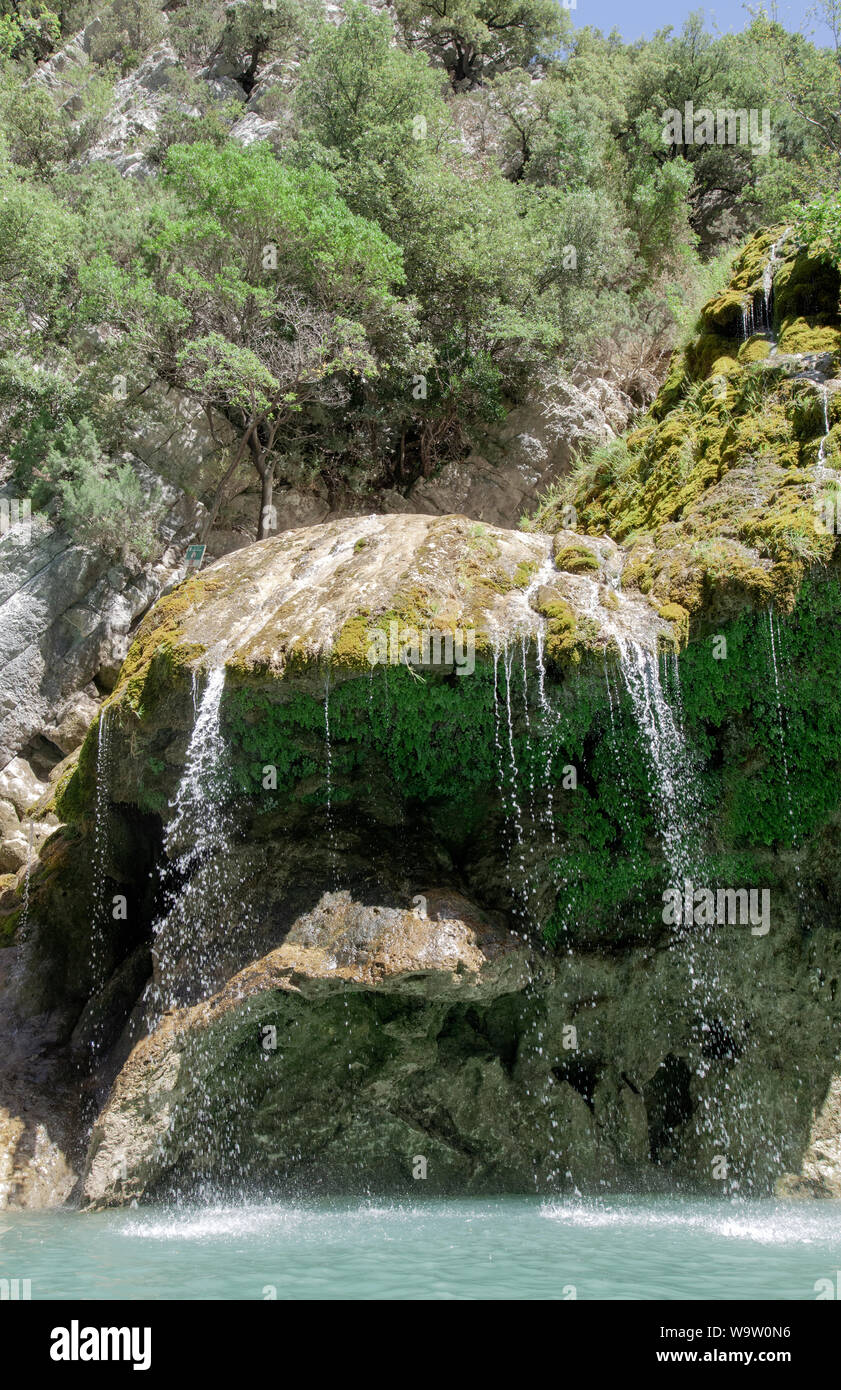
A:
740;301;755;341
323;675;338;890
614;637;702;886
18;818;34;940
491;642;529;932
89;705;113;1001
814;382;836;484
148;666;250;1018
766;609;802;904
761;228;790;348
614;637;748;1188
741;230;789;344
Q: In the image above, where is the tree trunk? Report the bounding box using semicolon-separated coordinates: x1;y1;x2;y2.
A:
199;419;256;545
257;462;275;540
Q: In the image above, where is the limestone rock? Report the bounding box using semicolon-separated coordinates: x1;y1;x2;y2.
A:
0;949;78;1210
116;513;668;689
44;690;102;757
82;889;534;1206
229;112;284;149
0;758;47;818
0;799;19;842
406;370;634;528
0;511;187;764
776;1075;841;1198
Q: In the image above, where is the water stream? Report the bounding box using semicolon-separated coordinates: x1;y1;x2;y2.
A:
147;667;248;1016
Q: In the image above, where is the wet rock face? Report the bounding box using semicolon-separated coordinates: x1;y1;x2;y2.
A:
81;890;537;1206
6;505;841;1206
0;948;78;1210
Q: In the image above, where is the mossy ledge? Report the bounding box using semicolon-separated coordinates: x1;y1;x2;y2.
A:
530;229;841;636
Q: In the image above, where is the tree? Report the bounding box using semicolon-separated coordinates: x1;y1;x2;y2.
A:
88;0;166;69
80;140;413;539
394;0;571;86
0;1;60;61
216;0;317;93
747;4;841;175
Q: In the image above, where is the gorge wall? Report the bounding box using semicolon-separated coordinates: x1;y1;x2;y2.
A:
2;230;841;1209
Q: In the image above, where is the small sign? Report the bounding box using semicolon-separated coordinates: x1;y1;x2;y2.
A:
184;543;206;574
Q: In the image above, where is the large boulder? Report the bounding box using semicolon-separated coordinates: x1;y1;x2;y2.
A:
6;498;841;1207
81;889;537;1205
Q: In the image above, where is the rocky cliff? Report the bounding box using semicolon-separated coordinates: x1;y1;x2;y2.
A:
2;229;841;1208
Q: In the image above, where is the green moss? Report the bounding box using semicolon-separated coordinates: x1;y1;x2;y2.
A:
739;336;772;364
622;553;653;593
0;874;19;946
513;560;538;588
114;574;218;714
331;612;372;669
685;332;740;381
701;288;750;336
773;249;840;324
54;714;102;824
657;602;690;647
554;543;600;574
777;318;841;356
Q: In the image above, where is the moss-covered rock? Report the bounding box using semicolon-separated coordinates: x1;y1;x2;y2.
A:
535;229;841;637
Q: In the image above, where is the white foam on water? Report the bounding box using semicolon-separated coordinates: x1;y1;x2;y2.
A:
539;1198;841;1246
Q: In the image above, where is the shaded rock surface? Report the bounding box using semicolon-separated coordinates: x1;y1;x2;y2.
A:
82;889;536;1206
4;229;841;1210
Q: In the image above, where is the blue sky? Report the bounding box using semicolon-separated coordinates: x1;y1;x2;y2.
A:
568;1;830;44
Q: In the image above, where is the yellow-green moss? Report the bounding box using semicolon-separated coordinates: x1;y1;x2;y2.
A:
553;542;600;574
513;560;538;588
739;336;772;364
331;612;372;669
774;248;840;324
114;574;222;713
622;555;654;594
657;601;690;647
777;319;841;357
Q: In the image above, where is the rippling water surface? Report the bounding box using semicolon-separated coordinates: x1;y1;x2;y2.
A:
2;1196;840;1299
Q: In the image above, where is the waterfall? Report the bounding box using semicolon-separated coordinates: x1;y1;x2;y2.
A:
615;638;747;1186
741;231;789;344
166;668;227;851
324;675;338;889
19;818;34;939
149;667;245;1013
766;609;801;901
89;707;113;997
614;638;702;886
815;383;833;480
761;228;790;347
492;642;529;931
740;301;754;341
534;628;556;845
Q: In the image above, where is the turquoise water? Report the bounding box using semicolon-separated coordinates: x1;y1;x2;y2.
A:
2;1196;840;1300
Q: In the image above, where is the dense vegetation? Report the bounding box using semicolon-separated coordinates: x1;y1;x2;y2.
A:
1;0;840;557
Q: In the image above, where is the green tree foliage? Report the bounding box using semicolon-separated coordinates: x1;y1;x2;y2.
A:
81;140;413;537
34;417;163;560
394;0;571;86
0;1;60;61
0;0;837;555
